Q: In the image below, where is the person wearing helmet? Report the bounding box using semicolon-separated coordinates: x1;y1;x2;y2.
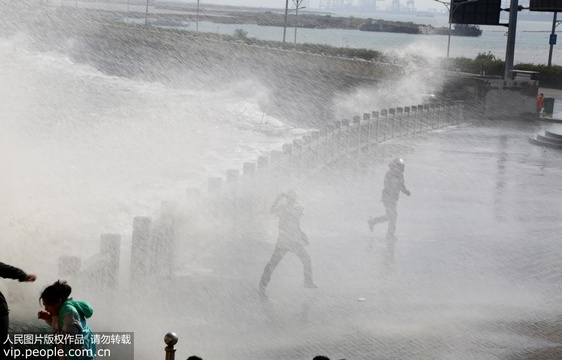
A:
368;158;411;239
259;190;317;295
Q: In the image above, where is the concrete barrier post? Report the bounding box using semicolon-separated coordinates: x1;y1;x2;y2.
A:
381;109;388;141
293;138;304;177
311;131;321;169
150;201;177;279
318;128;328;166
282;143;292;175
256;156;270;209
226;169;240;236
449;101;455;126
363;113;371;153
353;115;361;151
130;216;152;286
437;103;443;128
100;233;121;289
326;125;335;165
423;104;430;131
372;111;380;144
444;102;449;127
269;149;283;193
353;116;361;168
433;102;439;128
438;103;443;128
437;102;443;128
257;156;269;170
403;107;410;137
442;101;448;126
333;121;342;164
242;162;256;219
389;108;396;139
410;106;418;135
341;119;350;157
302;135;313;172
451;101;457;125
418;105;424;133
430;103;437;129
396;107;403;137
444;102;449;126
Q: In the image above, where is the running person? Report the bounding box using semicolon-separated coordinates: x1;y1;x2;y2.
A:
368;158;411;239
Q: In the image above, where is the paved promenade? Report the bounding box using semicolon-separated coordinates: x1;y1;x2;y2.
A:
141;119;562;360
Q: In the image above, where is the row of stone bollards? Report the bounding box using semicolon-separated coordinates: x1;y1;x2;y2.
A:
58;233;121;290
57;101;465;291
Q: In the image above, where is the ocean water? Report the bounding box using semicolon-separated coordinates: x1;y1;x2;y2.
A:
137;3;561;65
63;1;562;65
191;19;560;65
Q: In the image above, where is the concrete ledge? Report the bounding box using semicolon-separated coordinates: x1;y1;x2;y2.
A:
529;125;562;149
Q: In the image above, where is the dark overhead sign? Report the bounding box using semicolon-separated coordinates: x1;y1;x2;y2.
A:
451;0;502;26
529;0;562;12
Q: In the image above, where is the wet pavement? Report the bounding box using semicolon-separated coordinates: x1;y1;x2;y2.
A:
149;119;562;360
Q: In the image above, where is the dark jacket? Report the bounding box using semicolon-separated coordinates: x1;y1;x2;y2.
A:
0;262;28;316
381;168;407;204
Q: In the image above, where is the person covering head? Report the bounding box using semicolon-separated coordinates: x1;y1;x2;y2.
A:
259;189;317;294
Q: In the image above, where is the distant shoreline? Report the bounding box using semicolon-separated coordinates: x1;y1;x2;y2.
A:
154;2;482;37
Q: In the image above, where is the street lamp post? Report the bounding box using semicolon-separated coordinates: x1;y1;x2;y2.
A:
292;0;306;48
435;0;478;58
283;0;289;42
196;0;200;33
144;0;149;26
504;0;519;79
548;12;560;66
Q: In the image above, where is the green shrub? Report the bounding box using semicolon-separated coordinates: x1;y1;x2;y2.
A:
515;63;562;88
446;52;562;88
448;51;504;76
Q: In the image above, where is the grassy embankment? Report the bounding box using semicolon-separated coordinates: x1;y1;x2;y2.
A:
219;28;562;89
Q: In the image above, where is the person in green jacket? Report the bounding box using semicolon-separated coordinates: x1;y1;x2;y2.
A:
38;280;96;360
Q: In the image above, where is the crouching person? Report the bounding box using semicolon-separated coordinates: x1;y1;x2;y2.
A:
38;281;96;360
